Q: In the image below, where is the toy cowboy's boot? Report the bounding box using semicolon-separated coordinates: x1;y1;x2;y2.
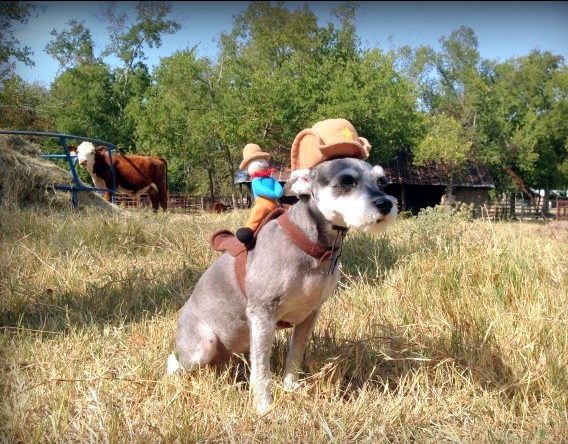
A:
236;227;255;249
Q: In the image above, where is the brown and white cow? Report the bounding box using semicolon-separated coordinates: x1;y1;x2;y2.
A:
69;142;168;211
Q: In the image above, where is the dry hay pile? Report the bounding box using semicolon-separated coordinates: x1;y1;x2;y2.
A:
0;135;118;212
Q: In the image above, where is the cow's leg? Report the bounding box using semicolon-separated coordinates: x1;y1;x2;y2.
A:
157;168;168;211
147;185;160;211
102;191;112;202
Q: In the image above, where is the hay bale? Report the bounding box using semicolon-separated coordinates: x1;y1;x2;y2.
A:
0;135;119;212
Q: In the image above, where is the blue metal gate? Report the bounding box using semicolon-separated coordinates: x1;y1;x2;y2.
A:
0;130;117;208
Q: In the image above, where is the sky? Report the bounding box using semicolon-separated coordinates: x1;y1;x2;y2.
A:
12;1;568;86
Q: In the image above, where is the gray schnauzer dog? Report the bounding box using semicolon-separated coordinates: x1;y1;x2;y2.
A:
167;157;398;414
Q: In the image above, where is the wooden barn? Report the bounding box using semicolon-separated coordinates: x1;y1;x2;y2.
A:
235;148;495;215
381;148;495;215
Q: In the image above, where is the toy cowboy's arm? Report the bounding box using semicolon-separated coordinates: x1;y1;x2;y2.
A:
252;178;284;199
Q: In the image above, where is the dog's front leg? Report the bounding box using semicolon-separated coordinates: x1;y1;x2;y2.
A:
246;306;276;414
283;308;320;391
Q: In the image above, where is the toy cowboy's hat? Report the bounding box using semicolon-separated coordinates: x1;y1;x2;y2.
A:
290;118;370;170
239;143;271;170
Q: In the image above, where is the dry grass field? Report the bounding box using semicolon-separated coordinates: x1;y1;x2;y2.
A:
1;205;567;443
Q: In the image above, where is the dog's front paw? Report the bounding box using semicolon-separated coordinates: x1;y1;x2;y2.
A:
255;393;274;415
283;373;301;391
166;352;182;375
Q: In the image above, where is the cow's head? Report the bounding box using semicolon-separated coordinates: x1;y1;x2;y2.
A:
69;142;101;173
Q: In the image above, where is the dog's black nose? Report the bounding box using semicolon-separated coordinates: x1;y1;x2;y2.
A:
374;197;393;214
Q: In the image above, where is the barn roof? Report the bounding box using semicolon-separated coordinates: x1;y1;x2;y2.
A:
383;148;495;188
235;148;495;188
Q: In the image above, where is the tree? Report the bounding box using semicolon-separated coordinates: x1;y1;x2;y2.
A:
101;2;181;114
313;47;422;164
44;1;180;149
479;51;568;213
218;1;422;166
128;49;219;195
400;26;568;211
414;113;472;201
45;19;97;70
217;0;323;159
0;75;51;130
49;62;119;142
0;1;39;81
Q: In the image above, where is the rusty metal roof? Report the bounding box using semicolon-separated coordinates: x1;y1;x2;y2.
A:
383;148;495;188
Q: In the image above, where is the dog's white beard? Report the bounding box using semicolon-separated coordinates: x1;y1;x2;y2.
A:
317;188;397;233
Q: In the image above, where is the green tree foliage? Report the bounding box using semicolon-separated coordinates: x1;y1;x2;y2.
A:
217;0;323;160
101;1;180;111
479;51;568;205
414;113;471;199
406;26;568;202
128;1;423;195
7;0;567;203
217;1;421;166
45;19;97;69
314;47;422;163
0;1;38;81
0;75;51;130
128;50;219;194
49;62;119;141
45;1;178;149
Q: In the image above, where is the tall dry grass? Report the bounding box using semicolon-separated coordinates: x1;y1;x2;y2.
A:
1;206;567;442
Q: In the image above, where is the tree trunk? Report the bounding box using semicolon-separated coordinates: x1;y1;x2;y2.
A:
442;178;455;207
541;188;550;217
207;167;215;205
509;192;516;219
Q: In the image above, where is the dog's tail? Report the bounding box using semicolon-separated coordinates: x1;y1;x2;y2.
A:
166;352;182;375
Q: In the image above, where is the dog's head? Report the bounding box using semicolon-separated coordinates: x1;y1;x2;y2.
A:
287;158;398;233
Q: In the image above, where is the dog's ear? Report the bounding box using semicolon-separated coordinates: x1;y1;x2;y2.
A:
284;169;315;197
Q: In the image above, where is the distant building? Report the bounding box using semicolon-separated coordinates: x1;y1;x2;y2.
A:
381;148;495;215
235;148;496;215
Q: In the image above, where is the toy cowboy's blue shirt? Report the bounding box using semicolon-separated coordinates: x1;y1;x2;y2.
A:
251;177;284;200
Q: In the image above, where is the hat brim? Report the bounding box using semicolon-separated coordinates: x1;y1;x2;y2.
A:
239;152;270;170
319;141;367;161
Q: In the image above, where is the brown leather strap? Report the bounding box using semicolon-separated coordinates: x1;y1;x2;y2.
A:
253;207;286;237
234;249;247;297
277;212;334;261
233;207;286;296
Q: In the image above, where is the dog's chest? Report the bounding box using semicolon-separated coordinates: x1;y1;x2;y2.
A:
276;269;339;324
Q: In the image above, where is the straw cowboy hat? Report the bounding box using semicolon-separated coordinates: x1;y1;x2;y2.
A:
239;143;271;170
290;118;370;170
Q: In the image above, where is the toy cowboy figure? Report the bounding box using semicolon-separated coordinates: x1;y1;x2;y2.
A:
236;143;283;248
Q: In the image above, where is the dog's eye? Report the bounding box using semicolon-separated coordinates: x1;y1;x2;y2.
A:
377;176;388;189
338;174;357;187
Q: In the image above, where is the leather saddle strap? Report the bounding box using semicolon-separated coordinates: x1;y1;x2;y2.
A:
234;249;291;329
233;207;285;298
277;212;334;261
234;249;247;297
